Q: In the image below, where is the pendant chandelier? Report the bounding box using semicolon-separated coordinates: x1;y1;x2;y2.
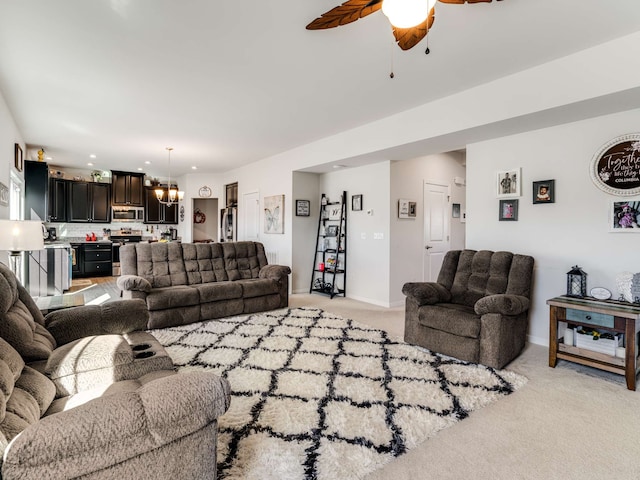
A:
155;147;184;206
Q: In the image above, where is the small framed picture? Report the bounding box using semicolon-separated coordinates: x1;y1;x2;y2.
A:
499;199;519;221
14;144;23;172
610;200;640;231
352;194;362;211
296;199;310;216
533;180;555;204
497;168;521;198
452;203;461;218
408;202;416;217
326;225;339;237
327;205;341;220
398;199;409;218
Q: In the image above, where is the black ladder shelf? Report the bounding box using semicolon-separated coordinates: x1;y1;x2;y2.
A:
310;191;347;299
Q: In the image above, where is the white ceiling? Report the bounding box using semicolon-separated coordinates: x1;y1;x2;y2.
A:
1;0;640;178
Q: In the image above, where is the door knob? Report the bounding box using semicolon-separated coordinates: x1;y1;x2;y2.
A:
425;246;433;250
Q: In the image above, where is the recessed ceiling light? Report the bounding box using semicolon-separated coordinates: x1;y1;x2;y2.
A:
191;166;197;170
45;156;52;161
144;161;151;165
87;162;94;166
89;154;96;159
333;164;346;169
137;167;143;171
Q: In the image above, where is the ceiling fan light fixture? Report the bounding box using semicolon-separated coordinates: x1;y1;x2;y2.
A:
382;0;434;29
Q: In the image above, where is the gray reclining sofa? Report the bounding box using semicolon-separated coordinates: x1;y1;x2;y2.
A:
118;241;291;329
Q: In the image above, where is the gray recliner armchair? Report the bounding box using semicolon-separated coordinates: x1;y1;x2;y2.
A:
402;250;534;369
0;262;231;479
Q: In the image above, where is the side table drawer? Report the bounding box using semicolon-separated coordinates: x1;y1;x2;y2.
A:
566;308;614;328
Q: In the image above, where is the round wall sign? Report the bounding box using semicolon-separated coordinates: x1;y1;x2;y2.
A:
590;133;640;196
198;186;212;197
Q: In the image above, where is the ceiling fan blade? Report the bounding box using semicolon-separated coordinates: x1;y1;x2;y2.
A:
438;0;499;3
392;7;435;50
306;0;382;30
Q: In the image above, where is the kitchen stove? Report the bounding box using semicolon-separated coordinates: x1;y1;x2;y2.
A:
109;229;143;276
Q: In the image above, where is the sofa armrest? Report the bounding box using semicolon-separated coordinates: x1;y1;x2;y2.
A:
259;264;291;280
45;299;149;346
3;372;231;480
402;282;452;305
117;274;152;293
474;294;530;316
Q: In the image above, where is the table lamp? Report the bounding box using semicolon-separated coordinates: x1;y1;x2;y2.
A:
0;220;45;286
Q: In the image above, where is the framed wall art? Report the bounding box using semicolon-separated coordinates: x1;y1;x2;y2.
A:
408;201;416;217
499;199;519;221
497;168;521;198
325;225;339;237
351;194;362;211
264;194;284;234
452;203;461;218
591;134;640;196
610;200;640;231
296;199;310;216
327;205;341;220
14;144;22;173
533;179;555;204
398;199;410;218
0;182;8;207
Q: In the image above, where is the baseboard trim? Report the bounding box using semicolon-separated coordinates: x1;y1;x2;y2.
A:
527;334;546;347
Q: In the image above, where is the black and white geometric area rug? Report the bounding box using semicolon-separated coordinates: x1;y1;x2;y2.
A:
150;307;527;480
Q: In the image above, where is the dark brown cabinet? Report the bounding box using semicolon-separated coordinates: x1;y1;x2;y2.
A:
82;243;112;276
111;171;144;206
144;187;178;224
24;161;49;221
48;178;68;222
68;182;111;223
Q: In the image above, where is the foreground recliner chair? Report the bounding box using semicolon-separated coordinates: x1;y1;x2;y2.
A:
402;250;534;369
0;262;231;479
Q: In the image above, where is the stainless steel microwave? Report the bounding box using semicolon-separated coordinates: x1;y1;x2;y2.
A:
112;206;144;222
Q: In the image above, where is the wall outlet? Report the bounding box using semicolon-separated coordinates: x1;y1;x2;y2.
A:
373;232;384;240
361;232;367;240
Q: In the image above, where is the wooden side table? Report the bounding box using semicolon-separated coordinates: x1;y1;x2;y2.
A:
547;296;640;390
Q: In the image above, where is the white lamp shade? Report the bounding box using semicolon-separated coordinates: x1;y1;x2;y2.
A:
0;220;45;252
382;0;435;28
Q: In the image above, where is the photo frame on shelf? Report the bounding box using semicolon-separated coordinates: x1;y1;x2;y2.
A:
499;199;519;221
295;199;310;216
610;200;640;231
326;225;339;237
352;194;362;211
327;205;341;220
14;144;22;173
497;168;521;198
533;180;555;204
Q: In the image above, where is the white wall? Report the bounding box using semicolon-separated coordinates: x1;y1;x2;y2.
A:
292;172;319;293
389;152;466;306
319;162;392;306
466;108;640;345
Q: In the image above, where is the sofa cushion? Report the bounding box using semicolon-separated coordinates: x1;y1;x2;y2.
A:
195;282;242;302
183;243;228;284
146;285;200;311
0;337;55;445
45;333;173;397
134;243;189;288
237;279;280;298
223;242;266;281
418;303;481;339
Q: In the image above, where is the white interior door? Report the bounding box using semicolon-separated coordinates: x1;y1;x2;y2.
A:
423;182;451;282
242;191;260;241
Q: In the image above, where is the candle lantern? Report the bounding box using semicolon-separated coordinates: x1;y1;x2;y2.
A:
567;265;587;297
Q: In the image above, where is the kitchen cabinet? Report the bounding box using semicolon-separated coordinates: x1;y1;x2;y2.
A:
111;171;144;206
82;243;112;276
70;243;82;276
144;187;178;224
68;182;111;223
24;161;49;221
48;178;68;222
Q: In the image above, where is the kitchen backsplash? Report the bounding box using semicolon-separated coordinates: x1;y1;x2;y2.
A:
45;222;174;239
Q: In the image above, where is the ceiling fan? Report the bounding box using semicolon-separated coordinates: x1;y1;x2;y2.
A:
307;0;504;52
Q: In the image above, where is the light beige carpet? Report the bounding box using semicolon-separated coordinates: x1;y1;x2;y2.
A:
289;294;640;480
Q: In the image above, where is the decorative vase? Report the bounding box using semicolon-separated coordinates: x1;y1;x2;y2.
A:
564;328;574;346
